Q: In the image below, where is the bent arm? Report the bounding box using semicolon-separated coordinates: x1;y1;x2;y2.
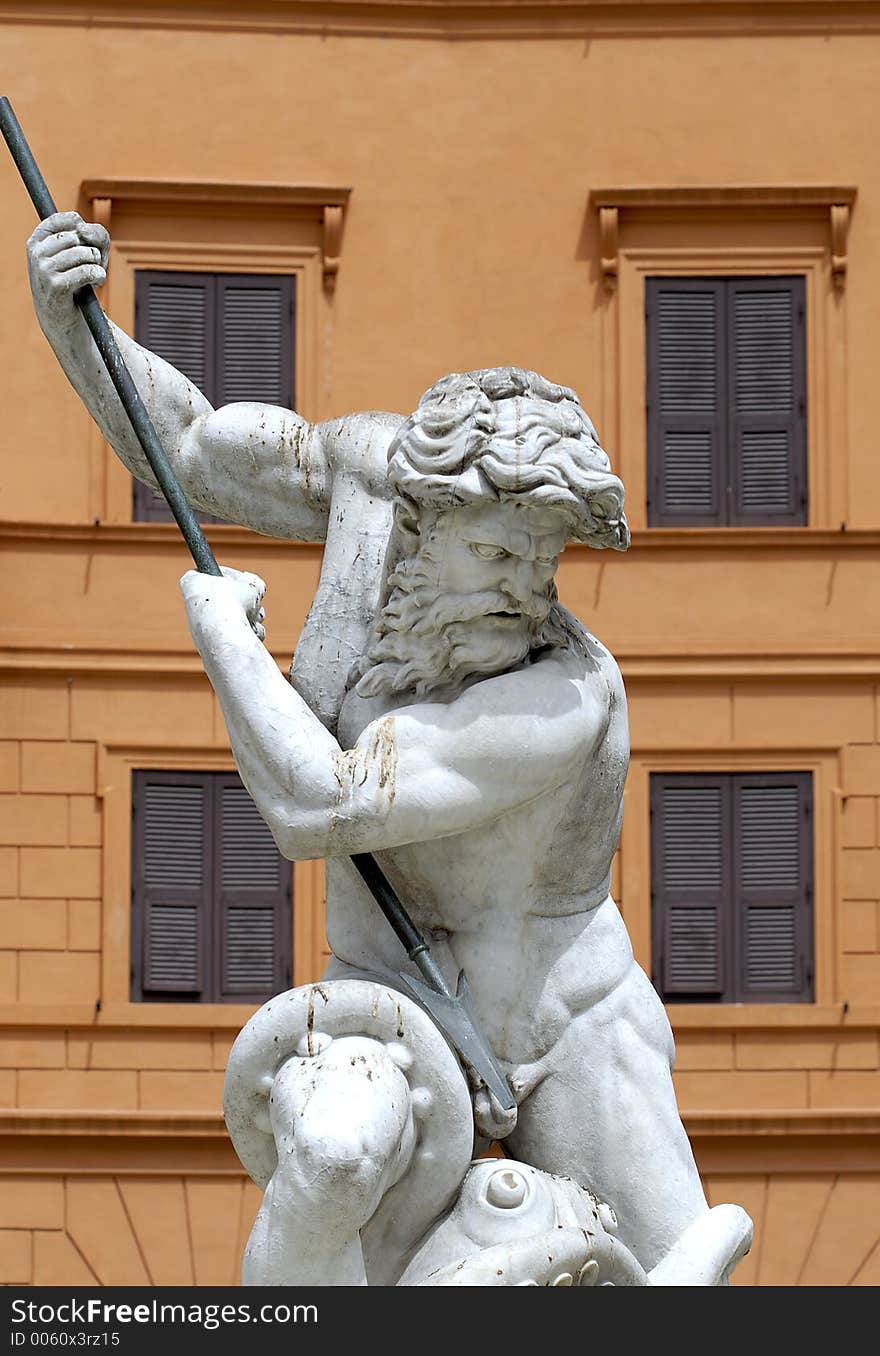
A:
27;212;332;539
54;317;331;539
183;572;603;860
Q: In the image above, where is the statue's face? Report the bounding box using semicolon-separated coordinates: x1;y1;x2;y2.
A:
354;499;569;701
424;501;566;637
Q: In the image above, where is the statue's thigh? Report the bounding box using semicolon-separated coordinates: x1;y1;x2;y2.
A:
505;961;707;1271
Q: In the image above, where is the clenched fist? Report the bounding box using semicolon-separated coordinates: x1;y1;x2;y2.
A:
180;566;267;643
27;210;109;334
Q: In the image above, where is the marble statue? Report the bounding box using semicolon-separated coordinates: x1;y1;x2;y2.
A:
27;211;753;1286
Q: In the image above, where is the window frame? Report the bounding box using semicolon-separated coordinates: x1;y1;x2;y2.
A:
77;179;347;526
131;269;297;523
620;747;839;1026
113;248;314;529
97;743;327;1028
645;274;808;528
649;769;815;1004
130;767;294;1005
133;269;297;411
588;187;855;533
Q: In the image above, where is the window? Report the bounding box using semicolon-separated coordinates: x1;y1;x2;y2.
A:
650;771;814;1003
78;175;348;525
589;185;855;529
132;271;296;521
646;277;807;526
130;769;292;1003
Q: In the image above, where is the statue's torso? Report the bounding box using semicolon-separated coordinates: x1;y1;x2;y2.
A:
288;412;633;1061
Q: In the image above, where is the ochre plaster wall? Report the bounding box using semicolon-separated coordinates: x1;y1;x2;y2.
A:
3;1172;879;1286
0;0;878;1287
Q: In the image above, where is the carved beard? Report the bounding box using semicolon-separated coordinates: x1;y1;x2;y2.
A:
351;556;564;701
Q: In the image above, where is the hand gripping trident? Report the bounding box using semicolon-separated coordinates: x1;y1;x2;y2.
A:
0;97;516;1116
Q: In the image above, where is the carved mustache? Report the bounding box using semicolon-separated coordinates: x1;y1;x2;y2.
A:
403;588;552;635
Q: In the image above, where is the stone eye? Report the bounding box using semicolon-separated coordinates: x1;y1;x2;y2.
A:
471;543;506;560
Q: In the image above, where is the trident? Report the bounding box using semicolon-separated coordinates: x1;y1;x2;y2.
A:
0;97;516;1116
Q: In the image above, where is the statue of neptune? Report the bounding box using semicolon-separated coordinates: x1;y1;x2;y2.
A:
26;212;752;1285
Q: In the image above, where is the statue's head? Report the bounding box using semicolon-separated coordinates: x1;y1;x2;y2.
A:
387;366;629;550
352;367;629;700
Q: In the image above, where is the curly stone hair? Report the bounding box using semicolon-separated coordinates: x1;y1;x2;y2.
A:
386;367;630;550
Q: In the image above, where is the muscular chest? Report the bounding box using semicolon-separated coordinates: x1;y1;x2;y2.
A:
372;791;572;931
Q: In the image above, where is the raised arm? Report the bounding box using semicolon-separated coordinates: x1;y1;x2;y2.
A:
26;211;334;540
182;569;605;860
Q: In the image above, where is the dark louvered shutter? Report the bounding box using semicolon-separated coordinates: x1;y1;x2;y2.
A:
216;275;294;408
732;773;813;1000
216;774;292;1002
651;771;813;1003
647;276;807;526
651;775;726;997
132;771;210;997
132;271;295;522
136;272;215;391
729;279;807;525
133;273;217;523
132;769;292;1002
647;279;726;526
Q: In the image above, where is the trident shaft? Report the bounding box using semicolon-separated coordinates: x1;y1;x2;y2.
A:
0;96;516;1114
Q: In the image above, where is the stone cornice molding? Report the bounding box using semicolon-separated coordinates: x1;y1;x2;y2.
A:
2;520;879;550
81;179;351;210
2;999;877;1029
80;178;352;291
0;1109;240;1174
3;1;880;40
684;1109;880;1137
8;650;880;682
685;1109;880;1173
7;1108;879;1137
589;185;857;292
0;1109;227;1138
590;186;858;210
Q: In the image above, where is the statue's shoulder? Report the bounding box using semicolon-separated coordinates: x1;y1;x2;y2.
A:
318;410;406;499
549;604;626;698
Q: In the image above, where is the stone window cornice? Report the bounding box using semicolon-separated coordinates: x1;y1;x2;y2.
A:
80;178;351;291
590;185;857;292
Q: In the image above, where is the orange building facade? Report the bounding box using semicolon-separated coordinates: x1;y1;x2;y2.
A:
0;0;879;1286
